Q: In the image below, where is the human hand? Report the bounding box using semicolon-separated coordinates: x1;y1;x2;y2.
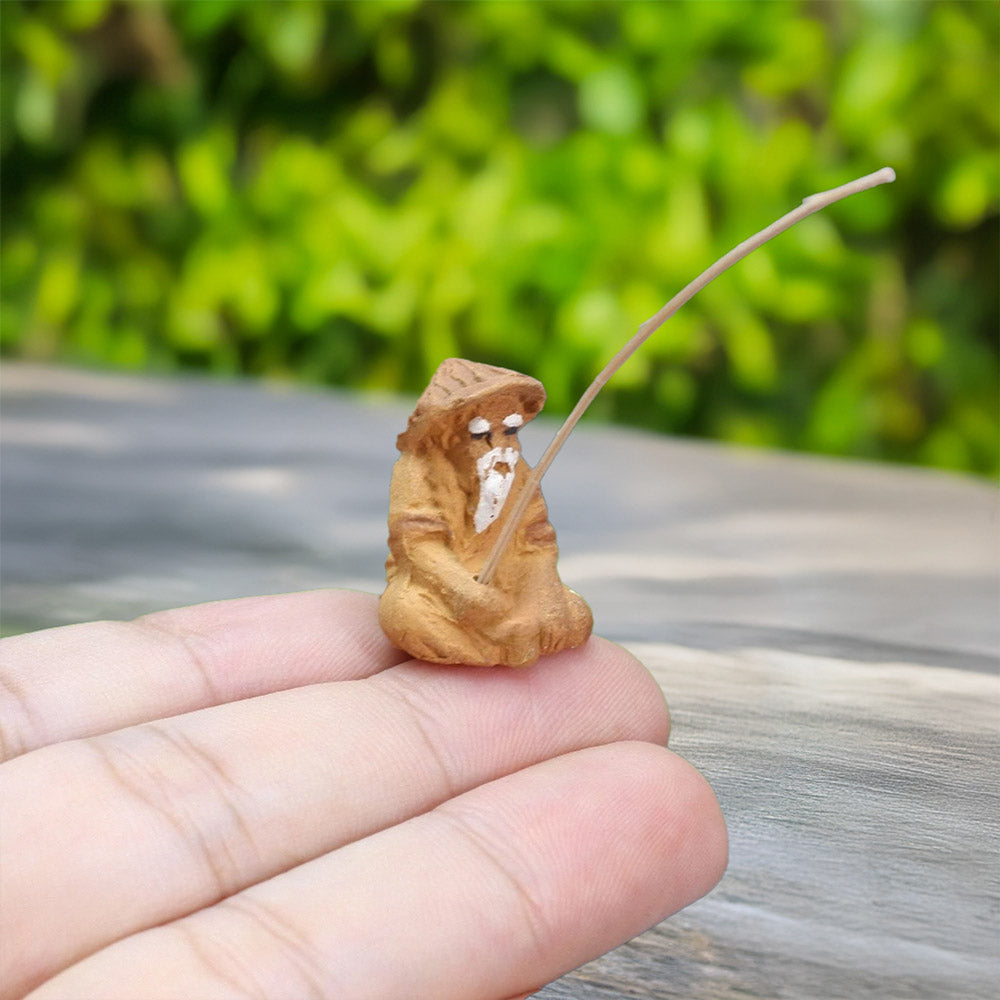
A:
0;590;727;1000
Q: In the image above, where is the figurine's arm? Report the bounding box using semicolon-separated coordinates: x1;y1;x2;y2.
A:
515;489;561;561
390;522;514;623
511;485;589;605
386;459;512;622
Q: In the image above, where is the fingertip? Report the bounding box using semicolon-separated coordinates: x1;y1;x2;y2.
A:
654;745;729;900
553;635;672;746
585;740;728;910
437;740;727;992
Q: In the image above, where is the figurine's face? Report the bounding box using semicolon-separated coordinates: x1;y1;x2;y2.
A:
459;393;525;460
449;393;527;533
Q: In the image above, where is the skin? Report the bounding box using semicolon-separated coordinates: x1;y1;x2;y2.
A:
0;590;728;1000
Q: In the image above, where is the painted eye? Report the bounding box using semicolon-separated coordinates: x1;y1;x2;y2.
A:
468;416;490;440
502;413;523;436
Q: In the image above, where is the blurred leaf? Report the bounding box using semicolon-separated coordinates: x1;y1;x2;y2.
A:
934;154;998;228
904;317;944;369
58;1;111;32
578;64;644;135
177;130;233;217
719;304;778;394
293;260;369;330
559;286;626;351
645;169;710;279
36;248;81;326
14;18;72;85
833;34;915;142
14;70;57;144
262;1;324;77
655;367;697;421
0;0;995;474
744;16;830;98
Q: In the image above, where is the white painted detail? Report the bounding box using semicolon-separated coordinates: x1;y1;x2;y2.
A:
473;446;519;533
503;412;523;428
468;416;490;435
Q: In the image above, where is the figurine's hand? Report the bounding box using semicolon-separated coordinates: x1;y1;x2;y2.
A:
428;565;515;624
405;545;514;624
538;584;594;656
461;575;516;621
1;590;727;1000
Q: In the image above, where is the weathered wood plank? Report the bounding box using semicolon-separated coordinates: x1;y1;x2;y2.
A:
2;363;997;998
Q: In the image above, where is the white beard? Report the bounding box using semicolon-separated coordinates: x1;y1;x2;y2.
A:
473;446;519;534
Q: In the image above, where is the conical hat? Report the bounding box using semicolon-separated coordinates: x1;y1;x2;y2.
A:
417;358;544;414
398;359;545;450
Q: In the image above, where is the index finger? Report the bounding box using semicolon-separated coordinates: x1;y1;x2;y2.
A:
0;590;407;759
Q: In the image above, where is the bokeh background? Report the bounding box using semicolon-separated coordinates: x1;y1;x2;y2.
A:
1;0;997;474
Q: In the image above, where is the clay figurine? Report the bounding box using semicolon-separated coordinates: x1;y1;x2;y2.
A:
379;167;896;666
379;358;593;667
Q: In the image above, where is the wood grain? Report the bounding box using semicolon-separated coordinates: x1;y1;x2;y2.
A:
2;363;997;999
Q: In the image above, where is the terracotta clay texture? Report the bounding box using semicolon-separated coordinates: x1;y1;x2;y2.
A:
379;358;593;666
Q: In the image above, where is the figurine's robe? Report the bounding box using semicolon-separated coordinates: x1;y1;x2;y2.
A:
379;447;592;667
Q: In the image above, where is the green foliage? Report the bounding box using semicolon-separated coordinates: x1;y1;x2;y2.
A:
2;0;997;474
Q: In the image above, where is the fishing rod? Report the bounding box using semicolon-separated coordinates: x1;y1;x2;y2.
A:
477;167;897;587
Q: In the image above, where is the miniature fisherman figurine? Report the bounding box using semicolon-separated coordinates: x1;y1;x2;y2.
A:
378;170;897;666
379;358;593;667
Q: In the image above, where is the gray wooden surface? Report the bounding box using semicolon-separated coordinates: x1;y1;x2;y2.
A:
2;363;998;999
